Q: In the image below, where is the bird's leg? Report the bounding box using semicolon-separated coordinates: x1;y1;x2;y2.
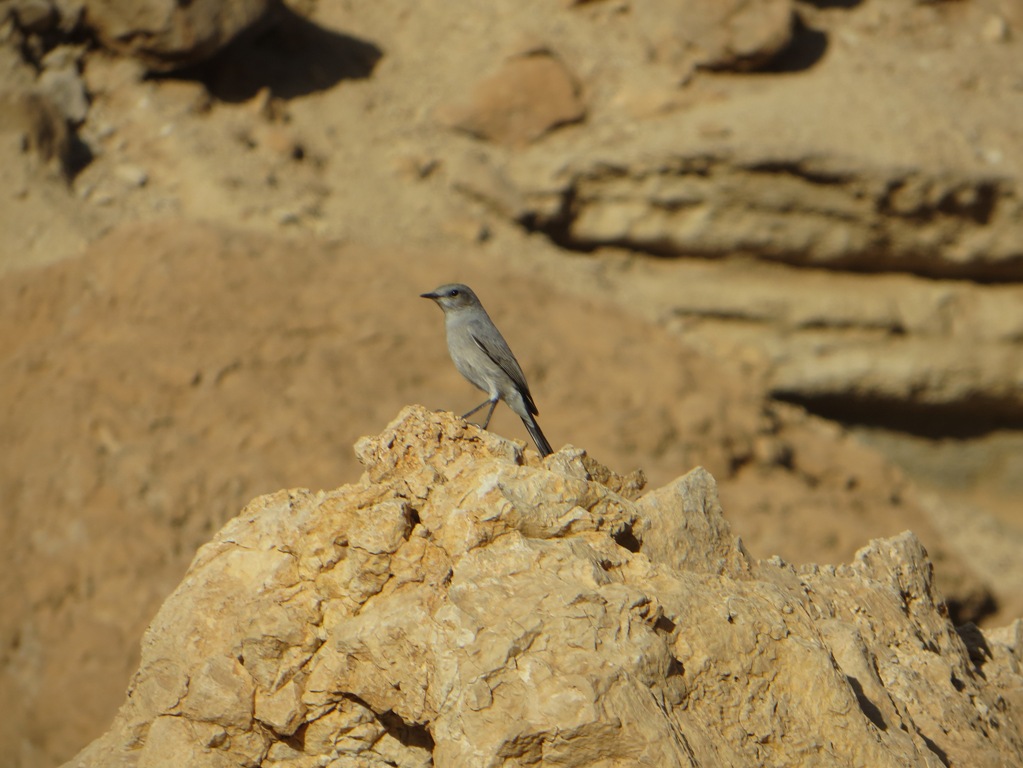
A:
480;398;499;429
462;398;494;420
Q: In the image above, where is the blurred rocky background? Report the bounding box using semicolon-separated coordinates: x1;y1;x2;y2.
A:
1;0;1022;765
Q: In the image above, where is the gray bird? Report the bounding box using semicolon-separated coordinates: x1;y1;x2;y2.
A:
421;283;554;457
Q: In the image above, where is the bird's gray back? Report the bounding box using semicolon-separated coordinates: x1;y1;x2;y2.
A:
446;309;533;407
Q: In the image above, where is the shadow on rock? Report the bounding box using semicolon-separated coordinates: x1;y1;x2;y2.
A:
156;5;383;102
761;15;829;73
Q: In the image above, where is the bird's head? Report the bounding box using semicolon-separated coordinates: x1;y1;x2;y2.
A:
420;283;481;313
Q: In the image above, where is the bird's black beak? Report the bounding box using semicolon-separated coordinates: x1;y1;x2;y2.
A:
420;291;439;300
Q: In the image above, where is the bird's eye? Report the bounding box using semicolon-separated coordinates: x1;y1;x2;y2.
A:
449;289;459;297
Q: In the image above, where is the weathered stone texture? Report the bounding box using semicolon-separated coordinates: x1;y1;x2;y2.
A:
64;407;1023;767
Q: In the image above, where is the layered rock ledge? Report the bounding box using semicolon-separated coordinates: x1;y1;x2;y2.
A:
65;406;1023;767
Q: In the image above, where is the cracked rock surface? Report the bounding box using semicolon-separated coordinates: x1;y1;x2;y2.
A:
65;407;1023;768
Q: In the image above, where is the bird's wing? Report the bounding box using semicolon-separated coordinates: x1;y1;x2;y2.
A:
469;329;539;415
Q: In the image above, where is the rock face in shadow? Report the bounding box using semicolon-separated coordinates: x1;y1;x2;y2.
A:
64;407;1023;768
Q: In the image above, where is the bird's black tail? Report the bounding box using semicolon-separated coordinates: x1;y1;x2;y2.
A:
522;413;553;457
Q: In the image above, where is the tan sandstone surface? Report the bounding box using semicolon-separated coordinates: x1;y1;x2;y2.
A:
64;408;1023;768
2;0;1023;765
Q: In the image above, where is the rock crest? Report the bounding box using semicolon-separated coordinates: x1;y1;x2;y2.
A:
64;407;1023;767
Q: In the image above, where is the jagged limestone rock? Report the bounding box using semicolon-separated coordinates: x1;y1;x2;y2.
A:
64;407;1023;767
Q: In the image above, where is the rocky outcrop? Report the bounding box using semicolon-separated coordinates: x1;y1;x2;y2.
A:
421;2;1023;282
492;152;1023;281
82;0;278;71
524;250;1023;427
1;5;81;175
435;51;586;147
430;0;794;146
4;0;279;75
64;407;1023;767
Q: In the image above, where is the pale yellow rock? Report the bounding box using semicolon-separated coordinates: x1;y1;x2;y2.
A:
85;0;276;72
436;52;586;146
254;679;305;735
176;656;254;729
63;407;1023;767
